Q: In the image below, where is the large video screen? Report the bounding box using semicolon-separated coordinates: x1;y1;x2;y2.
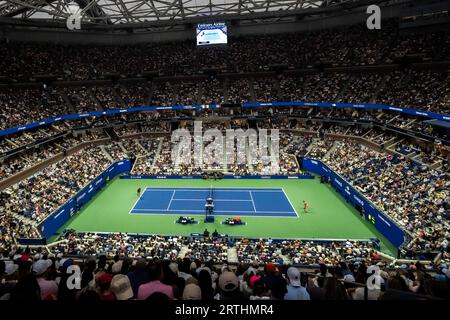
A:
196;22;227;46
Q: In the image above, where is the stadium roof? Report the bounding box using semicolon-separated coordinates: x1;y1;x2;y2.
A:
0;0;385;28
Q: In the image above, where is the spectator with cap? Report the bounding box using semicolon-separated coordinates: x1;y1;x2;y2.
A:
284;267;310;300
110;274;134;300
216;271;246;300
262;263;278;290
182;283;202;300
96;272;115;300
33;259;58;300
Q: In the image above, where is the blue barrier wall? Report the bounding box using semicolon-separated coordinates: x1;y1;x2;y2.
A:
121;174;314;179
17;238;47;246
37;160;132;239
1;101;448;137
302;158;406;248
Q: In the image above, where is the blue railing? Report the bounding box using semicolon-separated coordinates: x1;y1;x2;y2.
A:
1;101;448;137
302;158;406;248
37;160;132;239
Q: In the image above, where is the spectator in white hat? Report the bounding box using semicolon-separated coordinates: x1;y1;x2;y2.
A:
284;267;310;300
110;274;134;300
182;283;202;300
217;271;245;300
33;259;58;300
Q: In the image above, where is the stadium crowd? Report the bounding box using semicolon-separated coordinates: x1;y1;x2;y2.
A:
0;233;449;300
1;124;448;249
1;146;117;222
0;125;448;302
326;142;449;253
0;18;449;302
1;69;449;134
1;25;450;131
1;20;449;82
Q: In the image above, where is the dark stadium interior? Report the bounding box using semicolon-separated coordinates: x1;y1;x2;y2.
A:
0;0;449;302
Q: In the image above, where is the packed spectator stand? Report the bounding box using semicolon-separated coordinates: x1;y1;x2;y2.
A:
1;232;449;300
0;20;449;301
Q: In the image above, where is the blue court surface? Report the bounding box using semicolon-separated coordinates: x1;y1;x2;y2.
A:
130;187;298;217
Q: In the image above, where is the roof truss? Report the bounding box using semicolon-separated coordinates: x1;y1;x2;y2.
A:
0;0;382;27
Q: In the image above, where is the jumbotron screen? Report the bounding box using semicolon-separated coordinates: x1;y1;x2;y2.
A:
196;22;228;46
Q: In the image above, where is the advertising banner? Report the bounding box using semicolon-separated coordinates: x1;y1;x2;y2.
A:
302;158;406;248
37;160;131;239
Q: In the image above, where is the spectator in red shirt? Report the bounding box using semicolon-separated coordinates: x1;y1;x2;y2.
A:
20;247;32;263
95;272;115;300
371;251;381;262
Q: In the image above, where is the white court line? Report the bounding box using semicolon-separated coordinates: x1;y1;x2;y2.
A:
145;189;285;193
249;191;257;212
130;187;299;218
129;211;299;218
281;187;299;218
129;188;150;215
143;187;284;192
166;190;176;210
171;198;253;202
128;188;151;214
143;187;283;190
131;208;297;214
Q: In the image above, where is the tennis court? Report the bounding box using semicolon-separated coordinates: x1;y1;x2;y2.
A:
130;187;298;217
60;178;398;255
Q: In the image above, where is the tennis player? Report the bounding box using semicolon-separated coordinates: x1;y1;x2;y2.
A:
303;200;309;213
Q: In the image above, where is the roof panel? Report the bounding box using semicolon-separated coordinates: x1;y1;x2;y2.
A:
0;0;347;26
